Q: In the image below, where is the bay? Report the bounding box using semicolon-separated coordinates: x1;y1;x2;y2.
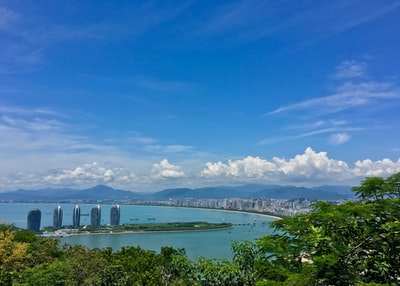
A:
0;203;276;260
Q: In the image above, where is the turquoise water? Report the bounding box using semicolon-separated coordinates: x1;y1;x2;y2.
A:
0;203;276;260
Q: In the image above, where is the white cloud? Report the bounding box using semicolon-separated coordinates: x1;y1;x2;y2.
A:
353;158;400;177
42;162;137;187
0;7;19;30
258;127;361;145
329;132;350;145
1;148;400;192
144;144;194;153
268;81;398;116
151;159;185;179
333;60;367;79
201;147;400;185
2;115;63;131
201;156;276;178
262;60;400;147
201;147;351;182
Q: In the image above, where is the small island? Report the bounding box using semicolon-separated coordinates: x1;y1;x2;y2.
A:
42;221;234;237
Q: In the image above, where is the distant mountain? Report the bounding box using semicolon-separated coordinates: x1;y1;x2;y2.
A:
154;184;354;201
253;186;351;200
62;185;141;200
0;184;354;202
152;187;246;200
0;185;142;202
0;187;76;201
310;185;354;195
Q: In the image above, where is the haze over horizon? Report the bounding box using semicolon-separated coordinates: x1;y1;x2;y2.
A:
1;1;400;193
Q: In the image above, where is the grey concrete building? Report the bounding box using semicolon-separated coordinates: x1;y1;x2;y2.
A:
53;205;63;229
27;208;41;232
110;204;120;226
91;205;101;227
73;205;80;228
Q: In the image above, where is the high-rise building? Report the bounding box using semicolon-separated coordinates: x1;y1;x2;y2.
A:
53;205;63;229
27;208;41;232
110;204;120;226
73;205;80;228
91;205;101;227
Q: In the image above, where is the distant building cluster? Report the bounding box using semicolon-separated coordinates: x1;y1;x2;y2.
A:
25;197;324;232
27;204;121;232
138;198;313;216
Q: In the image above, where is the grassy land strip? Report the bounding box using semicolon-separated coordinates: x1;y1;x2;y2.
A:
43;221;234;235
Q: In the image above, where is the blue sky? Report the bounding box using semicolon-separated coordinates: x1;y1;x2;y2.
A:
1;1;400;192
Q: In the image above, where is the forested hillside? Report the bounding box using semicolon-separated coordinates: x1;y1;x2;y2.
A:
1;173;399;285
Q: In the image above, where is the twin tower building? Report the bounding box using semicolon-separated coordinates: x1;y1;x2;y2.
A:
27;204;121;232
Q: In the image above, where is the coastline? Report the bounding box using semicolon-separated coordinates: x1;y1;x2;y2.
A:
41;206;281;237
160;205;283;220
63;225;235;237
44;222;235;237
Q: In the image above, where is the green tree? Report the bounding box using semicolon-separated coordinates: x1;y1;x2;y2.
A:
15;259;72;286
256;172;400;285
196;257;242;286
0;224;30;285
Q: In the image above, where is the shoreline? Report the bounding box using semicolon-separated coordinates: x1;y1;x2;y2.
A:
157;205;283;220
43;222;235;237
62;224;235;237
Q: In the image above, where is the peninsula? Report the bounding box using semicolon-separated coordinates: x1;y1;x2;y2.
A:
42;221;234;236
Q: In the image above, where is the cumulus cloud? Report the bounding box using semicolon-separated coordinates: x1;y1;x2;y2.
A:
201;147;400;185
353;158;400;178
329;132;350;145
201;147;350;182
42;162;137;187
201;156;276;178
151;159;185;179
1;149;400;192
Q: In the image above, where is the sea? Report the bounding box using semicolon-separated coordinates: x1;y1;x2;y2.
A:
0;203;277;260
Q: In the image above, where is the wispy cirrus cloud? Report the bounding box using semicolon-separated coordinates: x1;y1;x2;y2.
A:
0;7;19;30
329;133;350;145
333;60;367;80
79;73;197;95
0;2;190;74
262;60;399;145
258;127;362;145
194;1;400;43
144;144;194;154
267;81;398;116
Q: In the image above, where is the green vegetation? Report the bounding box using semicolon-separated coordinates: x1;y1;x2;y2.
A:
1;173;400;285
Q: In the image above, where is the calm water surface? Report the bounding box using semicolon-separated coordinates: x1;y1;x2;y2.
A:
0;203;276;260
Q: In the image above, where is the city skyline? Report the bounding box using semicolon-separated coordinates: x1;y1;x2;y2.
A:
1;1;400;193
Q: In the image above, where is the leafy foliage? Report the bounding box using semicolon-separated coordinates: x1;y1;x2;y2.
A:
256;173;400;285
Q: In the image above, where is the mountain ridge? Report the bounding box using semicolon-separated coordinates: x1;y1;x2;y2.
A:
0;183;354;202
